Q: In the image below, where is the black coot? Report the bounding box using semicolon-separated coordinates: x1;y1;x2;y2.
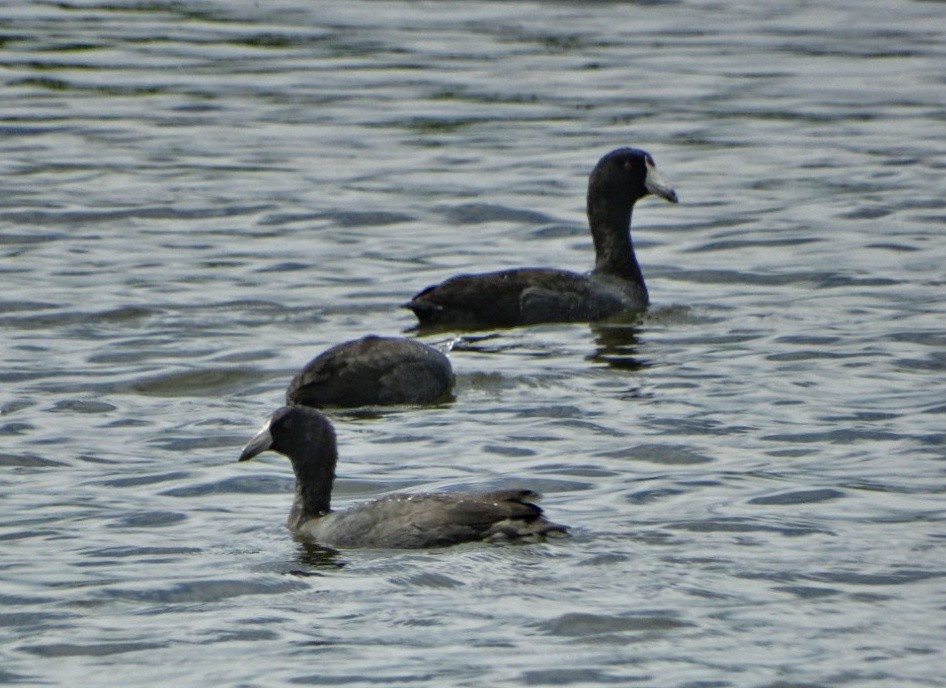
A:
239;406;568;548
405;147;678;328
285;335;454;408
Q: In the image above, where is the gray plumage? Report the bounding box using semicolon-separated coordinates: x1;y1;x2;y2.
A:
405;147;678;328
239;406;568;548
285;335;455;408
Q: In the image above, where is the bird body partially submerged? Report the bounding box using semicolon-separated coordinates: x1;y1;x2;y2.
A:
407;267;647;328
285;335;454;408
291;489;561;549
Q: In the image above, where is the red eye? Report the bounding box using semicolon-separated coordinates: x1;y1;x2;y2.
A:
623;160;633;171
644;154;655;166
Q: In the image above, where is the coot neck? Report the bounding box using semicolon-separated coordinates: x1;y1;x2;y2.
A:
588;201;645;285
286;437;336;525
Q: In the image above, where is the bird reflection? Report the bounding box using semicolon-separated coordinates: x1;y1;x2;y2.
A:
587;322;648;371
292;540;347;571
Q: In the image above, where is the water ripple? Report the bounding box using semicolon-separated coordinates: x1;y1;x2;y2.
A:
1;0;944;686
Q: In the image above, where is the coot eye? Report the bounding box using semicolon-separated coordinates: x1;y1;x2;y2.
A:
644;154;655;166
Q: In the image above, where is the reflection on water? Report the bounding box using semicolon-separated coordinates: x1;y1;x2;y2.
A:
292;540;348;572
588;322;646;371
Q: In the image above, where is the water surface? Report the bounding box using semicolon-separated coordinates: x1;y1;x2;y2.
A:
2;1;945;686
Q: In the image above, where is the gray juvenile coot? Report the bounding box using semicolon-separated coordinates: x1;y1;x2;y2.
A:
239;406;568;548
404;147;678;328
285;335;455;408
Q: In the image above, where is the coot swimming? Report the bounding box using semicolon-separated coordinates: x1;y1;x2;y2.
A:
405;147;677;328
239;406;568;548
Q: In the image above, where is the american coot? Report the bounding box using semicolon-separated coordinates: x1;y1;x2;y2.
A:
405;147;678;328
285;335;455;408
239;406;568;548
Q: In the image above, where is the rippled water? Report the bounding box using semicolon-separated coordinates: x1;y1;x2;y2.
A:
2;1;945;686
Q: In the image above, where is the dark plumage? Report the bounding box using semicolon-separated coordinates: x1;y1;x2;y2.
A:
285;335;455;408
239;406;568;548
405;147;678;328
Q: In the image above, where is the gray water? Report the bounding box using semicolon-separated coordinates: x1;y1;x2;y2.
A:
2;1;945;686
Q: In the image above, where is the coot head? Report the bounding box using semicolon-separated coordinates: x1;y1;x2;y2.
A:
589;147;678;209
240;405;335;466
